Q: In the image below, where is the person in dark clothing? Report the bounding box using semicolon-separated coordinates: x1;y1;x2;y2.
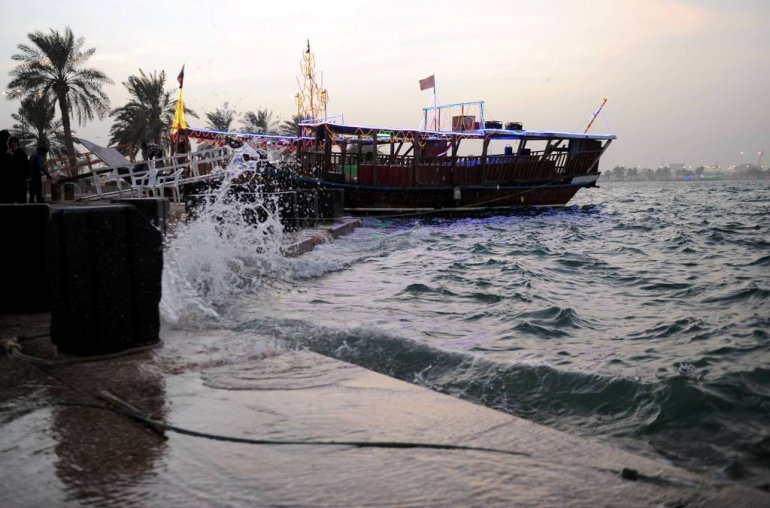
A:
0;130;11;203
174;133;189;164
140;141;164;161
28;144;52;203
6;136;30;203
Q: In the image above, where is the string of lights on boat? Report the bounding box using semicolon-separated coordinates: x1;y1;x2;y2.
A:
183;122;615;151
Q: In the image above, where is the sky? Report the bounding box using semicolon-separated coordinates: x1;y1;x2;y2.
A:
1;0;768;169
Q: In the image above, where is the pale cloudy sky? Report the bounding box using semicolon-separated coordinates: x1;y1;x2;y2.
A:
1;0;768;169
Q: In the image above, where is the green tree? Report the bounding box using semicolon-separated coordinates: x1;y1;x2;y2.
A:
279;114;305;136
11;94;66;158
655;166;672;180
7;27;112;169
609;166;626;181
206;102;238;132
242;108;278;134
109;69;197;157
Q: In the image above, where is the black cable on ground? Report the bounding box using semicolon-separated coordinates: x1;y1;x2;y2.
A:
3;341;531;458
2;338;161;367
16;332;51;342
98;390;531;458
5;337;679;485
15;397;697;487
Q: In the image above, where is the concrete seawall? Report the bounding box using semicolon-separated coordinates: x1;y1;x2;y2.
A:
1;324;767;506
282;217;363;256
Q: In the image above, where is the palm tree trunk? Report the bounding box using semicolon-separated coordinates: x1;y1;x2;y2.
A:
57;92;77;176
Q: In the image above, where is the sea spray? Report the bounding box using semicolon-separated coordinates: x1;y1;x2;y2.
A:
153;177;770;484
160;144;288;325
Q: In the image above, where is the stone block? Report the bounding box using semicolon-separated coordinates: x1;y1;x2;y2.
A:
112;197;169;236
0;204;51;314
47;205;162;355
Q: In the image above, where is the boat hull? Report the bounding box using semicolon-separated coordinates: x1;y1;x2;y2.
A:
294;175;598;213
294;140;607;213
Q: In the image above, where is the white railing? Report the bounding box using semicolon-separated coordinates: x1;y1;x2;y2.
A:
78;146;233;202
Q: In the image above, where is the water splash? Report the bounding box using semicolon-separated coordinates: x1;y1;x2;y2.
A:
160;145;287;325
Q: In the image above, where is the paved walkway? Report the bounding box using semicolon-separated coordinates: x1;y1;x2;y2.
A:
1;321;767;507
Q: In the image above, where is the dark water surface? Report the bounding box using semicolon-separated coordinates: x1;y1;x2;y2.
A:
179;180;770;487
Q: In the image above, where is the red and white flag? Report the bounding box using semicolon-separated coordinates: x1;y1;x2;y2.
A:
419;74;435;91
177;64;185;88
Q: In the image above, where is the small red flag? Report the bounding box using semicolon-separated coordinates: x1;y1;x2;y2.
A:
419;74;435;91
177;65;185;88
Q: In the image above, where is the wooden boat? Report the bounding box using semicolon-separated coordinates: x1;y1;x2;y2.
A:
290;111;615;213
180;42;615;214
183;95;615;215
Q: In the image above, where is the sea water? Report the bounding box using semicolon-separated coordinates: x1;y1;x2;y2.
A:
161;167;770;487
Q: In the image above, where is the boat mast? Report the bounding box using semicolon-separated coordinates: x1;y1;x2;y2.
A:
296;40;329;126
433;79;438;130
583;97;608;133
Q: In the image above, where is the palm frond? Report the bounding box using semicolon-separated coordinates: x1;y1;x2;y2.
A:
206;102;238;132
108;68;197;154
8;26;113;162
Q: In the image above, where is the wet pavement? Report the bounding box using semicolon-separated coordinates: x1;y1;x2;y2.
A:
2;316;768;507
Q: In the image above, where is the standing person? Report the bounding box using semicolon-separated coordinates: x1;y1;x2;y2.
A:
6;136;30;203
140;141;164;161
0;130;10;203
175;133;189;161
29;144;52;203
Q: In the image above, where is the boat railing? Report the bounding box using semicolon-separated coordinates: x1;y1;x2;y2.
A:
55;145;234;202
564;149;603;176
298;147;604;185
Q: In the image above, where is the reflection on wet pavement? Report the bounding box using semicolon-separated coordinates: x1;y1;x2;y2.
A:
1;326;768;507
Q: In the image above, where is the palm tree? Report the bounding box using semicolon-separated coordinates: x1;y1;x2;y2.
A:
242;108;278;134
7;27;113;167
279;114;306;136
109;69;197;158
206;102;238;132
11;94;66;158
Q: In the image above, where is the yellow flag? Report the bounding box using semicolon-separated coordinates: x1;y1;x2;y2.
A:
170;88;186;140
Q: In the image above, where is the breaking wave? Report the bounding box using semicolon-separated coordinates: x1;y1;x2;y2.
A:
162;178;770;486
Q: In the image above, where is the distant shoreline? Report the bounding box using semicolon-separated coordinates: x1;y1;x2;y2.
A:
599;175;769;183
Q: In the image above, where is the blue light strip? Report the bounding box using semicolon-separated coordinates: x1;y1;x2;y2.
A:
301;121;616;141
185;127;310;142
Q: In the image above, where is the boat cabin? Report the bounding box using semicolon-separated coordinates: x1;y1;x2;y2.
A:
297;121;614;190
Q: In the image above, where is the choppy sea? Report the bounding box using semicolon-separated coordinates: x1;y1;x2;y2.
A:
162;176;770;488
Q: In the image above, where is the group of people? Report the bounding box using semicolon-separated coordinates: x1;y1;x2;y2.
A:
0;129;53;204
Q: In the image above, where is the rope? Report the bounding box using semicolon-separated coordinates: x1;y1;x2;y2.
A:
4;342;659;484
2;337;161;367
365;176;572;220
4;339;530;457
16;332;50;342
97;390;530;458
1;337;21;356
601;108;614;135
20;396;664;485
